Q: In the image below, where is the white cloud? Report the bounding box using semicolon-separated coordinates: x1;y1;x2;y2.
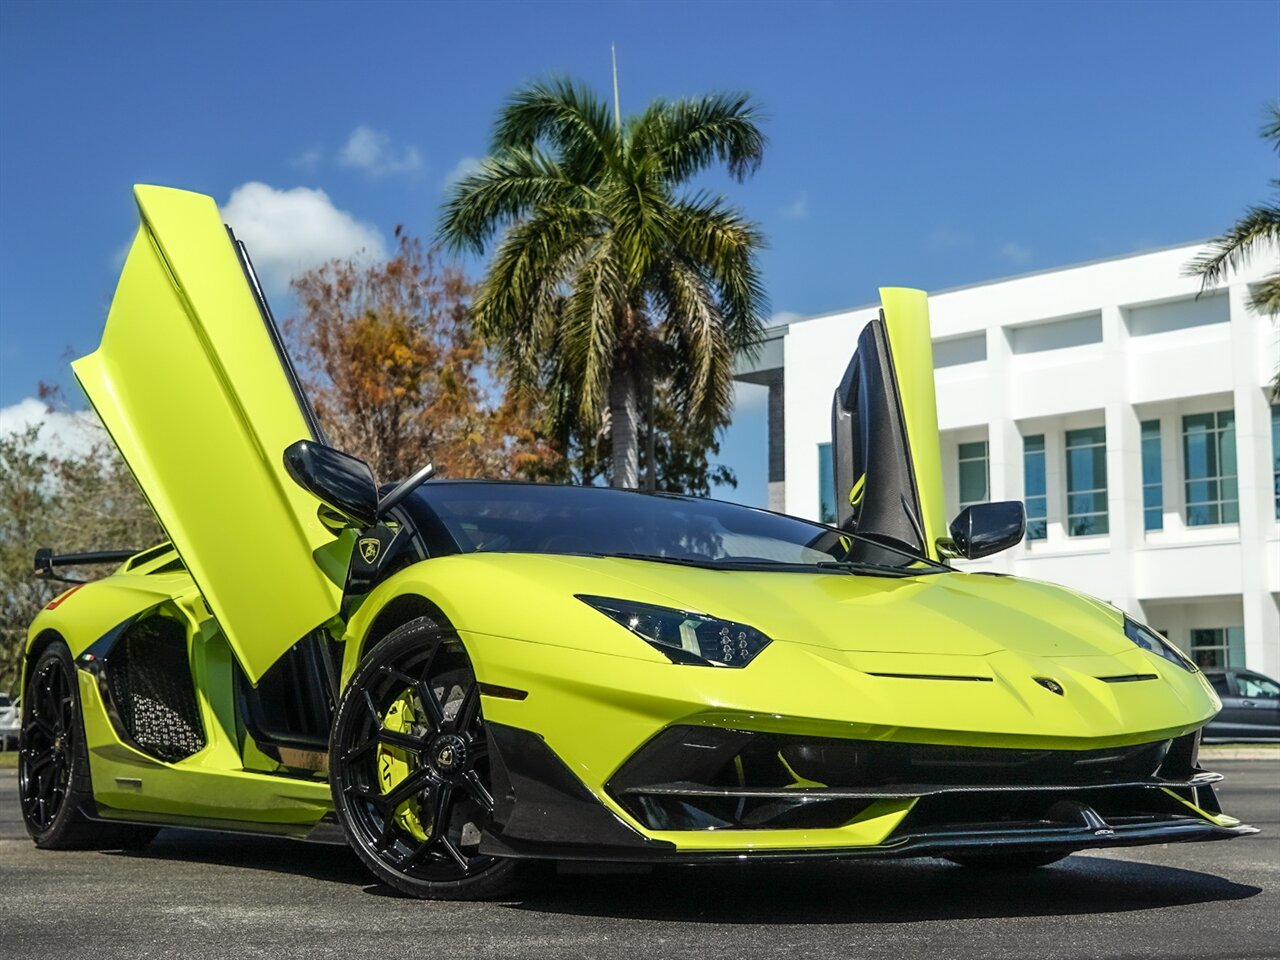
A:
442;155;482;189
0;397;100;459
338;125;423;177
219;182;386;295
929;227;972;249
780;192;809;221
292;147;323;171
998;241;1033;264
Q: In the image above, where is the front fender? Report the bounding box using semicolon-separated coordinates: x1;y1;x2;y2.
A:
338;554;673;685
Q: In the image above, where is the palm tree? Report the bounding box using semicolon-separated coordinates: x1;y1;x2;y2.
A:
1187;105;1280;349
439;78;768;488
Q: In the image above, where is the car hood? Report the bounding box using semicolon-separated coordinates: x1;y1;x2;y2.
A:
558;556;1133;658
416;553;1132;660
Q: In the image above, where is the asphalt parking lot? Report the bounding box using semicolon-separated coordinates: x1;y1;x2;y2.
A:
1;760;1275;960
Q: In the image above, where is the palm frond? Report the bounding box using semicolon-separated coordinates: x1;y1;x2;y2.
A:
1183;203;1280;292
668;195;769;351
491;77;617;180
632;92;767;184
653;259;733;428
560;243;624;423
472;207;600;388
1262;102;1280;153
1247;272;1280;316
598;168;674;289
438;149;588;254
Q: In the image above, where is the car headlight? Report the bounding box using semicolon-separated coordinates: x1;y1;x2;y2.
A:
1124;616;1197;673
577;595;772;667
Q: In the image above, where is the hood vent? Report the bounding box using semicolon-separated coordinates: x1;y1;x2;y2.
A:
1097;674;1159;684
867;672;993;682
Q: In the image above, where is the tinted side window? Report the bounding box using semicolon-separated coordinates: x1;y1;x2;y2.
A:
1237;674;1280;699
1207;674;1231;695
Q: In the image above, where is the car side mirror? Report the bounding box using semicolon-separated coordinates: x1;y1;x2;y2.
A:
944;501;1026;560
283;440;379;529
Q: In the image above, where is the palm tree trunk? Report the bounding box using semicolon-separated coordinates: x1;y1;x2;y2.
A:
645;372;656;492
610;361;640;488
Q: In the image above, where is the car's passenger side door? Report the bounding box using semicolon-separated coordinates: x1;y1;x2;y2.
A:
1231;672;1280;738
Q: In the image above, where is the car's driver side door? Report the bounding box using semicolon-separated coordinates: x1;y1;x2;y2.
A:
73;186;350;683
830;288;947;562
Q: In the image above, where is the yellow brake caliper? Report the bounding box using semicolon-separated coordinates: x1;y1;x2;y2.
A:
377;689;430;842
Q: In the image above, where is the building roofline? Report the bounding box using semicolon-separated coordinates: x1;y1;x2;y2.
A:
768;237;1214;338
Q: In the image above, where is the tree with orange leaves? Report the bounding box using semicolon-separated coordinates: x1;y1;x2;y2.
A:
288;229;558;483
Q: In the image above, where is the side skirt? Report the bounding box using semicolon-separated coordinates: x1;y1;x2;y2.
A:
81;800;349;846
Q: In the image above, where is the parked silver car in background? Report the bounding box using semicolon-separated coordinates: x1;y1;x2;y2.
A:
1204;670;1280;742
0;694;19;750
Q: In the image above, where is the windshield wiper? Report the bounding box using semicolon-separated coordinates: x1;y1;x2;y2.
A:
815;559;946;578
590;552;941;578
590;552;723;569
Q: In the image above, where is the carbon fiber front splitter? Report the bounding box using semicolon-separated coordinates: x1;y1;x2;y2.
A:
481;813;1257;863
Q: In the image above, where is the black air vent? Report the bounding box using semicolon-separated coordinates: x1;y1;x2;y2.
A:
106;616;205;762
1097;674;1159;683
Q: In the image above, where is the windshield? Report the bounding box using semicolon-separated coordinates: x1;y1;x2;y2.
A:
403;483;944;574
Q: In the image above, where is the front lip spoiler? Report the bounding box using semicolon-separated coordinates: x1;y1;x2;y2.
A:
614;770;1224;801
482;815;1258;864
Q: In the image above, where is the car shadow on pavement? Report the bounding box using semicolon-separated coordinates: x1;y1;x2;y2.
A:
502;855;1261;924
108;832;1260;923
107;830;370;886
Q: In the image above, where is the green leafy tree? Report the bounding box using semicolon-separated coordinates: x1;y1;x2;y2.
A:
0;414;161;688
1187;104;1280;395
439;77;769;488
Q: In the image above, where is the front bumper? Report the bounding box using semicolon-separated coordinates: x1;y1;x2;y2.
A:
477;721;1258;862
465;629;1250;861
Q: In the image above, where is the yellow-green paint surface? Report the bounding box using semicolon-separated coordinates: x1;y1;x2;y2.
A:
878;287;947;559
71;185;345;683
34;557;332;824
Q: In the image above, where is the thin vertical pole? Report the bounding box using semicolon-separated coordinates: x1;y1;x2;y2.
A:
611;43;622;133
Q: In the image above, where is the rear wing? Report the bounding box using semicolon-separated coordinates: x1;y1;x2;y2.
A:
34;548;138;584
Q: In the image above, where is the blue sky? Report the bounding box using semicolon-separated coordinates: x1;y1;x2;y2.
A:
1;0;1276;505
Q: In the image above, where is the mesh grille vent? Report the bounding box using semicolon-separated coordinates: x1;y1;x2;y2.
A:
107;616;205;762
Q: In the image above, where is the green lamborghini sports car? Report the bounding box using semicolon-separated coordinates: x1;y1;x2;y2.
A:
18;186;1255;899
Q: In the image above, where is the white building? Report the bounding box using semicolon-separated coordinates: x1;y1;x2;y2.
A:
735;241;1280;675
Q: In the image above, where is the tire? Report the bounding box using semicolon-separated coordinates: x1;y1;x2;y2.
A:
329;617;526;900
945;850;1069;871
19;641;158;850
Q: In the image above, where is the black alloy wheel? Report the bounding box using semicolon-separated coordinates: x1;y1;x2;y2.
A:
19;641;156;850
20;649;77;834
329;617;525;900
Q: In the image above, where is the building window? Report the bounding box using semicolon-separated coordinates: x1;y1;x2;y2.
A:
1272;405;1279;520
1183;410;1237;526
1189;627;1245;669
1065;426;1108;536
817;443;835;525
1141;420;1162;531
957;441;989;512
1023;434;1047;540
